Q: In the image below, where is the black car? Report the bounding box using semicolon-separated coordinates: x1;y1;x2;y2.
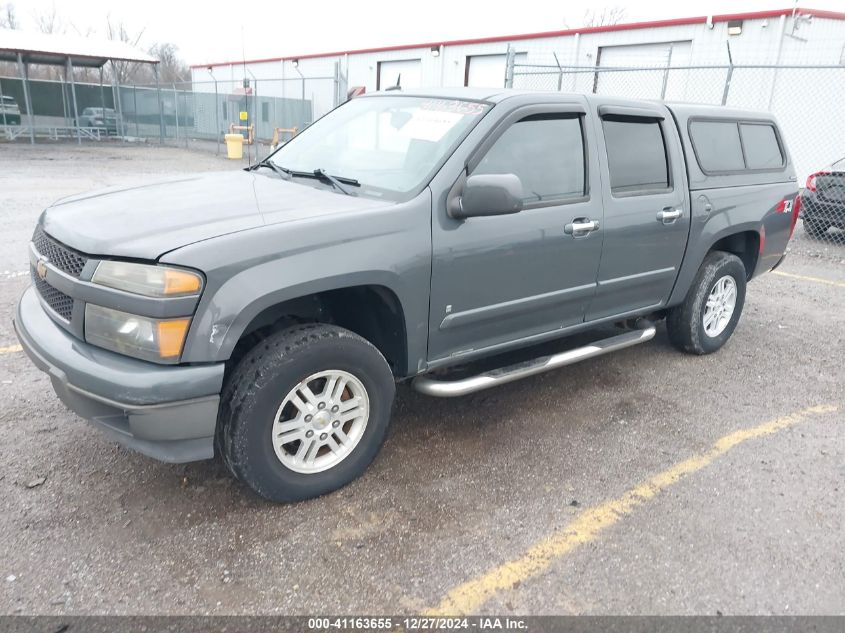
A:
0;95;21;125
800;157;845;238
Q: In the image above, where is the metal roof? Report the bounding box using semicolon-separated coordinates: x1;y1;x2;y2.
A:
0;28;158;67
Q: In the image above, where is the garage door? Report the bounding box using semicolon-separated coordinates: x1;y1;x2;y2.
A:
595;41;691;100
377;59;422;90
465;53;527;88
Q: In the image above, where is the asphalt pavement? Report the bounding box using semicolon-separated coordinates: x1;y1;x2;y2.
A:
0;143;842;616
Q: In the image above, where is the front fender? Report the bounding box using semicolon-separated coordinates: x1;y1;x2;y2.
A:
162;190;432;374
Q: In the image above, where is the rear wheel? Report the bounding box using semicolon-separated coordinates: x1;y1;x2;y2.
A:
666;251;746;355
218;323;395;502
803;217;831;239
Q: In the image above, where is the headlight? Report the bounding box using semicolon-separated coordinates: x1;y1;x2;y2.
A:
92;261;202;297
85;304;191;363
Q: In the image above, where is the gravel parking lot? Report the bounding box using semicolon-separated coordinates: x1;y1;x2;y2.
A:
0;143;843;616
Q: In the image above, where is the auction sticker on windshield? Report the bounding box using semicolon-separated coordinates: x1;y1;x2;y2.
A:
419;99;488;116
401;110;465;142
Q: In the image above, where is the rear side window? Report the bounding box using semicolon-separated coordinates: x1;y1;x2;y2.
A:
740;123;783;169
472;114;586;204
689;118;784;173
688;121;745;172
602;117;670;195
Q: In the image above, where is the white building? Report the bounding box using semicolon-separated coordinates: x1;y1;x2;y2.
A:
193;8;845;98
191;7;845;177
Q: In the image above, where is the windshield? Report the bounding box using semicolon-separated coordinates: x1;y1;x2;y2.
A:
269;96;490;199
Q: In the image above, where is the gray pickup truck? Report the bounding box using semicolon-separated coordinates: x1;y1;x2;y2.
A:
14;89;800;501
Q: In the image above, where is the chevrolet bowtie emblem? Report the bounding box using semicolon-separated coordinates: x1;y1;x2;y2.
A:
36;258;48;281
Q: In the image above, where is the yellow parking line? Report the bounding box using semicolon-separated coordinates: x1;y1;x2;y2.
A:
427;403;838;616
0;344;23;355
773;270;845;288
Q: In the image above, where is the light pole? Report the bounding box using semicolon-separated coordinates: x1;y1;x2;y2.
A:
207;67;220;155
292;59;306;129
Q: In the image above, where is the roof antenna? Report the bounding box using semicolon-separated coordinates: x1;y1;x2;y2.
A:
385;73;402;91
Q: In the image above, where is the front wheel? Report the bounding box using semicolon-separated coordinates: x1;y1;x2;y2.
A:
218;323;396;502
666;251;747;355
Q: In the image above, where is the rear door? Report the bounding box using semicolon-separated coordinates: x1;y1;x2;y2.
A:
586;99;690;321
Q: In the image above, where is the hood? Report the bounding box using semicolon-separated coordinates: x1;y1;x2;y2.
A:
41;170;392;260
42;171;263;259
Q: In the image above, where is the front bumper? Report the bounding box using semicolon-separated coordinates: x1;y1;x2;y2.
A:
14;286;225;463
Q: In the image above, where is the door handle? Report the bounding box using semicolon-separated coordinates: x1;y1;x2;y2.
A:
564;219;600;236
657;208;683;224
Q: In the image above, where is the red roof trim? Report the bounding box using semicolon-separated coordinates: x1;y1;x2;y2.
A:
190;8;845;69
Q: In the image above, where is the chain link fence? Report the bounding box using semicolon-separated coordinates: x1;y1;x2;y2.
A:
2;56;843;254
509;56;845;253
0;66;346;157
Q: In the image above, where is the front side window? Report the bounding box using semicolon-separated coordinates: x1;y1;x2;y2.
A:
471;114;586;204
602;117;670;195
270;96;490;200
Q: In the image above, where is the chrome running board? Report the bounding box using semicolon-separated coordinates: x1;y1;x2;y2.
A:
412;323;656;398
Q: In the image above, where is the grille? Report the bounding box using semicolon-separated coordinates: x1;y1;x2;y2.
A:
31;267;74;321
32;226;88;278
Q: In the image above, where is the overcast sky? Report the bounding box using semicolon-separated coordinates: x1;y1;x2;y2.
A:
10;0;844;65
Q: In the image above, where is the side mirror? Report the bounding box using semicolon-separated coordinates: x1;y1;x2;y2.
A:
450;173;524;219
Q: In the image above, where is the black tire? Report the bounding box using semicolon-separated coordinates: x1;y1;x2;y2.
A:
803;217;831;239
666;251;747;355
218;323;395;502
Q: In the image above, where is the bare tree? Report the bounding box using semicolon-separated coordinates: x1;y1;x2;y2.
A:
582;6;627;27
105;16;146;84
1;2;18;29
0;4;18;76
33;4;65;34
149;42;189;83
25;6;70;79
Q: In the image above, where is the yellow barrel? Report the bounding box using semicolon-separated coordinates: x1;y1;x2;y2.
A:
224;133;244;159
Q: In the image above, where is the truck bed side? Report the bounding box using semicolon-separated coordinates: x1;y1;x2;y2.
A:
666;104;798;307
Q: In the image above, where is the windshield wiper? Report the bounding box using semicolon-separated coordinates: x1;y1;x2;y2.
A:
248;158;288;180
274;165;360;195
313;168;356;195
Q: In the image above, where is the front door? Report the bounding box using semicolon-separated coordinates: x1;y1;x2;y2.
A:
586;102;691;321
428;103;604;363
